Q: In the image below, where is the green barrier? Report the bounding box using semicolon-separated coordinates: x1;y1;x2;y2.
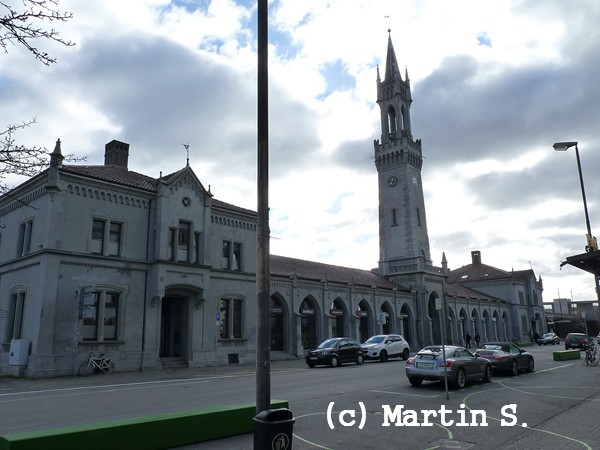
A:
553;350;581;361
0;400;288;450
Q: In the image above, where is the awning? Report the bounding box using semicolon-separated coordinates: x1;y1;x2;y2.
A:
562;250;600;276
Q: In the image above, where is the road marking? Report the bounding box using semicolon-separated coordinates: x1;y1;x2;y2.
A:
460;387;594;450
533;363;572;373
0;376;230;398
292;410;453;449
371;389;440;398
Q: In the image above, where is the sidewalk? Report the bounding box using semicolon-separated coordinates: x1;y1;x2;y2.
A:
0;357;305;394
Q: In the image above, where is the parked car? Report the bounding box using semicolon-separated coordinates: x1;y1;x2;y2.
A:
564;332;592;350
305;337;364;368
475;342;535;375
362;334;410;362
537;333;560;345
405;345;492;389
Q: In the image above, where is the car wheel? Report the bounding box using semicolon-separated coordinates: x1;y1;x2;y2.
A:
454;368;466;389
527;358;534;373
356;353;364;365
379;350;388;363
483;364;492;383
330;356;339;368
402;348;410;360
408;376;422;386
510;359;518;376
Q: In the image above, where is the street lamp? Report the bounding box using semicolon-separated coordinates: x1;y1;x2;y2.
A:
553;141;597;252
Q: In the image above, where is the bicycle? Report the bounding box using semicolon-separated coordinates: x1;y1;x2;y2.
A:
78;352;115;376
584;343;599;366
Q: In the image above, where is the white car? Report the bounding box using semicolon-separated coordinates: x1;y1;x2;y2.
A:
361;334;410;362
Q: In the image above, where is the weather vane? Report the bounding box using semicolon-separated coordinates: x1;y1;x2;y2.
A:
183;142;189;166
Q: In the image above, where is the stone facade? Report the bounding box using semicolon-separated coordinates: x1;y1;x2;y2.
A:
0;35;546;378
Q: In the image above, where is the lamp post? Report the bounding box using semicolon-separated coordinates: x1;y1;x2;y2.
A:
553;141;597;252
554;141;600;300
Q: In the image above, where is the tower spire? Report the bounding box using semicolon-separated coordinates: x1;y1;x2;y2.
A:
384;29;401;82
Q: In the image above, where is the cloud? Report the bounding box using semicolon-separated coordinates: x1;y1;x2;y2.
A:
2;0;600;301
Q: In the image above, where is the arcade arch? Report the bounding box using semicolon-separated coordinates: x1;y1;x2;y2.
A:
300;297;319;351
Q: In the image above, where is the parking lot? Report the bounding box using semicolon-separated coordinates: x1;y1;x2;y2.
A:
190;344;600;449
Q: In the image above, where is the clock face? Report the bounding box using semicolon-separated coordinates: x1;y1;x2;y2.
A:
387;176;398;187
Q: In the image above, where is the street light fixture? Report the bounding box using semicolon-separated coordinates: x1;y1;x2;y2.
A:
553;141;597;252
554;141;600;301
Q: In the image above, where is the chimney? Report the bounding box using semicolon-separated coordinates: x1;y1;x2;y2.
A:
104;140;129;168
471;250;481;265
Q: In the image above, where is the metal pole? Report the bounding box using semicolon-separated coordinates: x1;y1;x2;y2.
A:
256;0;271;414
573;146;600;300
440;315;449;399
574;145;593;241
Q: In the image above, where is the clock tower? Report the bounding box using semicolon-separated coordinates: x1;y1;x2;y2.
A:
374;31;432;279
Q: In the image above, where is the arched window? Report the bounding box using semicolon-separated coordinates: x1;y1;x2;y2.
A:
387;106;397;137
400;105;410;133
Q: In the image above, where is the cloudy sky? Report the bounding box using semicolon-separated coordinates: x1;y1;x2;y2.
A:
2;0;600;301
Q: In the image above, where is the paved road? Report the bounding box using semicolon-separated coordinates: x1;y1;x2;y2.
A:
1;345;599;449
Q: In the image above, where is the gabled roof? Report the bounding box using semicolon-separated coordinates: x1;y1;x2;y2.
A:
512;269;537;282
60;164;254;217
60;165;158;192
270;254;403;291
212;198;256;217
446;262;512;283
446;282;505;303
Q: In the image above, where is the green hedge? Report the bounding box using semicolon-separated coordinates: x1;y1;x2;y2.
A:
0;400;288;450
553;350;580;361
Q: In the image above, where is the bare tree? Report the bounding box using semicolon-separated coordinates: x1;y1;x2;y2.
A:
1;0;81;193
1;0;74;65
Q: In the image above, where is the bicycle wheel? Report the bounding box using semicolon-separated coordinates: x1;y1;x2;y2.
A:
100;360;114;374
78;361;94;376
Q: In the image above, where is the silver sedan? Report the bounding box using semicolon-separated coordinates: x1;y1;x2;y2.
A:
405;345;492;389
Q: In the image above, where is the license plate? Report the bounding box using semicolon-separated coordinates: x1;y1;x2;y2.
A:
418;362;434;369
309;356;318;360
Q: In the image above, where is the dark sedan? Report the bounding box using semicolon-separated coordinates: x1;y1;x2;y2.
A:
537;332;560;345
475;342;534;375
405;345;492;389
565;332;592;350
306;337;364;368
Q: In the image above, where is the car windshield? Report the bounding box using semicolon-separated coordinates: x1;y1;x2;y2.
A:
542;333;553;338
317;339;340;349
568;334;585;341
480;344;502;350
364;336;385;344
418;346;444;356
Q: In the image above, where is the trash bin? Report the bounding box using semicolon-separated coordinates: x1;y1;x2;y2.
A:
253;408;295;450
